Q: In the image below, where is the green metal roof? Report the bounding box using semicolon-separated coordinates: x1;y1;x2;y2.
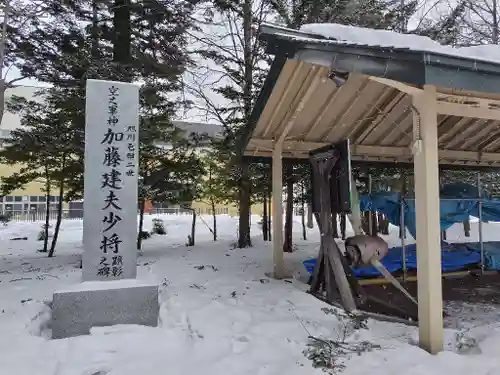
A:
238;23;500;166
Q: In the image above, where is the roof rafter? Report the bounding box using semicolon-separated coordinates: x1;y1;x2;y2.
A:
247;138;500;164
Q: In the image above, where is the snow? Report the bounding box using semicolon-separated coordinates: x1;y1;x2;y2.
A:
294;23;500;65
1;214;500;375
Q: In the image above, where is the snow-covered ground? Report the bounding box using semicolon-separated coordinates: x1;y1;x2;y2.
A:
1;214;500;375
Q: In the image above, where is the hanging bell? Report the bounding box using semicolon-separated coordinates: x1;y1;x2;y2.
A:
344;234;389;268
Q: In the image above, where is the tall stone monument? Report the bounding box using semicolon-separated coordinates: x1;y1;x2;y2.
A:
51;79;159;339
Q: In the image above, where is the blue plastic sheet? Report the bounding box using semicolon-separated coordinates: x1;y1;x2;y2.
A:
303;242;482;278
303;183;500;278
359;183;500;238
458;241;500;270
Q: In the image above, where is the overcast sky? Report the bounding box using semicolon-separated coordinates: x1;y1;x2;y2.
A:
3;0;460;125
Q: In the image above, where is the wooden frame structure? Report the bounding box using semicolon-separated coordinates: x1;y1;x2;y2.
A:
307;145;419;321
239;23;500;355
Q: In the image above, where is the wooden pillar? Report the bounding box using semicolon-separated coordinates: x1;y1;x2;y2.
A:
268;71;320;279
412;85;444;354
272;144;284;279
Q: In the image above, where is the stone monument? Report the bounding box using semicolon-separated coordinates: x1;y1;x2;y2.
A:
51;79;159;339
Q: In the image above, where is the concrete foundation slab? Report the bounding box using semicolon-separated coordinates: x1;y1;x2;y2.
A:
51;279;159;339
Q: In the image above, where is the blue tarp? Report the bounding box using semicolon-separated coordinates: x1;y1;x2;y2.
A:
303;242;482;278
302;183;500;278
459;241;500;270
359;186;500;239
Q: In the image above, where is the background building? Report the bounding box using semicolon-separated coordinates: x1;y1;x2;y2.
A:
1;86;264;218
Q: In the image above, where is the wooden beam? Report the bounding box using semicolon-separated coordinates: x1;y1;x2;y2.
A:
369;76;422;95
437;101;500;121
245;150;500;166
247;138;500;163
412;85;444;354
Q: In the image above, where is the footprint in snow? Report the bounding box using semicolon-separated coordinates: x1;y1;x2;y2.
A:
232;335;250;354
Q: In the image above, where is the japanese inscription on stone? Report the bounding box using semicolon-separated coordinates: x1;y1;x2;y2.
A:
83;79;139;282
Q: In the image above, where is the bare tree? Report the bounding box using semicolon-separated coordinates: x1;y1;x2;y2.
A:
185;1;274;248
461;0;500;44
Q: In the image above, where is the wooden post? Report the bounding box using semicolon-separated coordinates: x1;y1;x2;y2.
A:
269;72;321;278
412;85;444;354
272;144;284;279
368;174;373;235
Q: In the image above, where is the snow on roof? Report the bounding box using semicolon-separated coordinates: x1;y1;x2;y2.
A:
294;23;500;65
173;121;222;138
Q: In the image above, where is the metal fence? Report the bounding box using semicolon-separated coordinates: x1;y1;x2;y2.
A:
3;209;84;222
150;208;194;216
1;207;227;222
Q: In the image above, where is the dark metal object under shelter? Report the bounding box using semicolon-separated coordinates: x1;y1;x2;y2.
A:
308;141;418;321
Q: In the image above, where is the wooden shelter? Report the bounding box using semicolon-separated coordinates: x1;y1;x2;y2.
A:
238;23;500;355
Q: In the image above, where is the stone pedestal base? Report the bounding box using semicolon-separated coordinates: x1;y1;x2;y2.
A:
51;279;159;339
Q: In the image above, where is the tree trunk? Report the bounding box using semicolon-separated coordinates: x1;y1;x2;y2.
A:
301;183;306;240
332;212;339;238
463;219;471;237
283;164;293;252
0;0;11;126
91;0;99;59
267;192;272;241
370;212;378;235
235;0;254;248
188;209;196;246
238;162;252;248
377;212;384;232
307;203;314;228
493;0;499;44
43;168;51;253
137;197;146;250
379;213;390;235
262;195;268;241
362;211;370;234
211;199;217;241
340;213;346;240
48;175;64;258
113;0;131;80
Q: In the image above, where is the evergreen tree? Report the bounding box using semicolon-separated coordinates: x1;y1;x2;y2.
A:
137;80;205;249
6;0;203;255
270;0;398;29
0;87;84;256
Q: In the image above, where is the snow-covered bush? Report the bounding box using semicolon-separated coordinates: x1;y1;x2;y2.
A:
139;230;151;240
37;224;52;241
151;218;166;235
0;213;11;226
